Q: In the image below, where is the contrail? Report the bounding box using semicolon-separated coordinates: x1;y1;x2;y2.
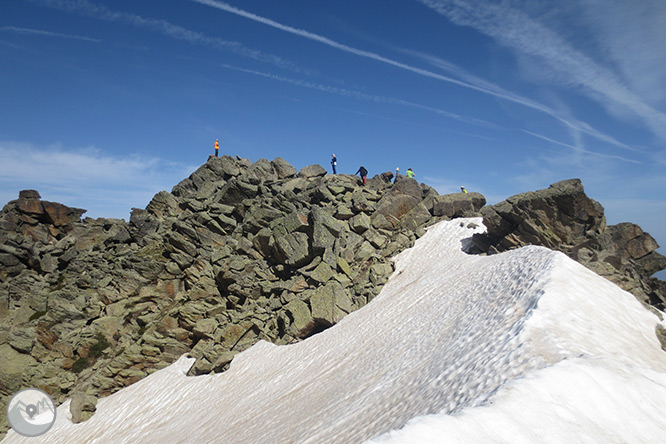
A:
216;63;497;128
0;26;100;42
523;130;640;164
27;0;303;72
190;0;638;153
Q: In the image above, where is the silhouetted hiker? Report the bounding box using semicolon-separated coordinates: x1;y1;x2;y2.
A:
406;168;415;178
331;154;337;174
461;186;468;194
394;167;399;183
356;166;368;185
214;139;219;157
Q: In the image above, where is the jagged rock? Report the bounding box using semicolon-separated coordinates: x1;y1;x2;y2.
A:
391;176;423;199
432;192;486;218
350;212;371;234
473;179;605;252
310;262;335;284
471;178;665;309
146;191;179;218
399;202;432;231
16;190;44;215
373;194;421;228
70;390;98;423
310;281;351;327
42;201;86;227
0;343;37;397
271;157;298;179
285;299;314;338
273;230;312;267
298;164;327;178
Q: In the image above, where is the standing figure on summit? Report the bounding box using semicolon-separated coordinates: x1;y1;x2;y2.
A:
214;139;219;157
406;168;415;179
331;154;337;174
356;166;368;185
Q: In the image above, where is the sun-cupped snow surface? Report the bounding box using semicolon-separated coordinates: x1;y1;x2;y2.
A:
367;251;666;443
5;218;666;443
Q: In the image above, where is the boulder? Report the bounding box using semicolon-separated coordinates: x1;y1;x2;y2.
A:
16;190;44;215
310;282;351;327
285;299;314;338
473;179;605;252
273;231;312;267
271;157;298;179
298;164;327;179
432;192;486;218
42;201;87;226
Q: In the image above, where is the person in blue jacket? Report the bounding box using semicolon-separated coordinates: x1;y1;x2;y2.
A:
331;154;337;174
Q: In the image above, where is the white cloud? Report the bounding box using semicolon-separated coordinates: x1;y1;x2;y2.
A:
416;0;666;141
0;141;196;220
579;0;666;107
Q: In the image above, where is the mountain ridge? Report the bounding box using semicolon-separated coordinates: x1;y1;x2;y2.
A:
1;155;664;436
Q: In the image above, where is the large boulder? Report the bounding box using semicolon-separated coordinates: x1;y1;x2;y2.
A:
298;164;327;178
271;157;298;179
472;179;605;252
432;192;486;218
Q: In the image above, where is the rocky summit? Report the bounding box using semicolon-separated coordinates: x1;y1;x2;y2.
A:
0;156;664;436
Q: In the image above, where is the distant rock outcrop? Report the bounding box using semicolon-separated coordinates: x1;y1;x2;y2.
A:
471;179;666;310
0;159;663;437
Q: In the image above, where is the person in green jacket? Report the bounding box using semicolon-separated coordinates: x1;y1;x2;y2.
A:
406;168;415;178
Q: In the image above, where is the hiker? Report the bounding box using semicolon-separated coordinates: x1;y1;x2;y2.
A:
214;139;219;157
356;166;368;185
394;167;399;183
461;186;468;194
406;168;415;179
331;154;337;174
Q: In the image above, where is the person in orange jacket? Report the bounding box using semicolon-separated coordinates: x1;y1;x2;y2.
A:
214;139;219;157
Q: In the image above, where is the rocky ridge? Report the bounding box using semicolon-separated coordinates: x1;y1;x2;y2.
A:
0;159;664;436
0;155;484;433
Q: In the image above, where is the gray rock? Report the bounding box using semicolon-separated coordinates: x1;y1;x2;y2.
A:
298;164;327;179
285;299;314;338
350;212;371;234
271;157;298;179
432;192;486;218
273;231;312;267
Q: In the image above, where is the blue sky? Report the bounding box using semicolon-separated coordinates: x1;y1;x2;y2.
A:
1;0;665;269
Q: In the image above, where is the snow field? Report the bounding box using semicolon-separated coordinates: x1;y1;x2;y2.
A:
5;218;666;443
